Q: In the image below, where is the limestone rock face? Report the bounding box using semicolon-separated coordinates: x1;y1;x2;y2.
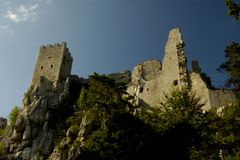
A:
3;75;81;160
48;109;101;160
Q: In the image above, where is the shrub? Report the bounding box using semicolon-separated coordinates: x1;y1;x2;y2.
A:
8;106;20;127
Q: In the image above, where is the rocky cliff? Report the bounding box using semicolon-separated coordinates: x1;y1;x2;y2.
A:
0;75;82;159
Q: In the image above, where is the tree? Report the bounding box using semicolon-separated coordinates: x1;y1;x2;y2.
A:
63;73;161;160
220;1;240;94
138;89;210;159
218;42;240;94
157;88;204;128
8;106;20;127
225;0;240;20
218;103;240;159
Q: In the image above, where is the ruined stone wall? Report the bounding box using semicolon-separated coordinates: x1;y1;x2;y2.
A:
59;47;73;82
127;28;190;108
190;72;211;111
31;42;72;87
127;27;237;110
162;28;189;89
209;89;237;109
127;60;161;107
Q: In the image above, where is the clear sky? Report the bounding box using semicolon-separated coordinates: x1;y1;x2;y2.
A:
0;0;239;117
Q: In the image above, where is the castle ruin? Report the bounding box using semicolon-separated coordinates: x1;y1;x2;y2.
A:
127;28;236;110
29;28;236;111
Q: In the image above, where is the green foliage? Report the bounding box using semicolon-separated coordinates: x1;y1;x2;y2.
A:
76;87;87;109
0;130;3;137
60;73;240;159
139;89;208;159
24;86;34;103
157;88;204;129
218;42;240;92
64;73;160;159
0;129;5;137
225;148;240;160
225;0;240;20
68;125;80;139
0;142;7;159
189;102;240;159
75;73;128;113
8;106;20;127
79;112;157;160
216;104;240;158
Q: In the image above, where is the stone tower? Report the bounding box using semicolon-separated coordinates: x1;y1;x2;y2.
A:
127;28;190;107
162;28;189;89
31;42;73;89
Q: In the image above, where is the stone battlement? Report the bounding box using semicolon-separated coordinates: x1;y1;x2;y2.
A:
40;42;67;49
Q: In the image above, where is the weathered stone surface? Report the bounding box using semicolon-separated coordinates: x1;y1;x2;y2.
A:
127;27;237;110
14;116;25;132
68;145;81;160
22;119;31;141
142;60;162;81
78;111;100;139
3;43;74;160
22;147;31;160
108;70;131;84
127;28;188;108
209;89;237;109
48;148;61;160
42;129;54;155
11;130;23;141
60;137;72;147
190;72;211;110
31;42;72;88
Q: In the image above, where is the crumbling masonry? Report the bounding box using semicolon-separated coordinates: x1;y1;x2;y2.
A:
29;29;236;112
127;28;236;110
31;42;73;93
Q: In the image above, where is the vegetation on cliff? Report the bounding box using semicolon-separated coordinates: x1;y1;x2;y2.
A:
46;73;240;160
1;72;239;159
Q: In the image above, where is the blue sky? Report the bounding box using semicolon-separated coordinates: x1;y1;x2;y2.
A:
0;0;239;117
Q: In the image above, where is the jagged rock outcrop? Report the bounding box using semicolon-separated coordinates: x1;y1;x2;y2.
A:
48;109;101;160
4;76;80;160
1;75;83;160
